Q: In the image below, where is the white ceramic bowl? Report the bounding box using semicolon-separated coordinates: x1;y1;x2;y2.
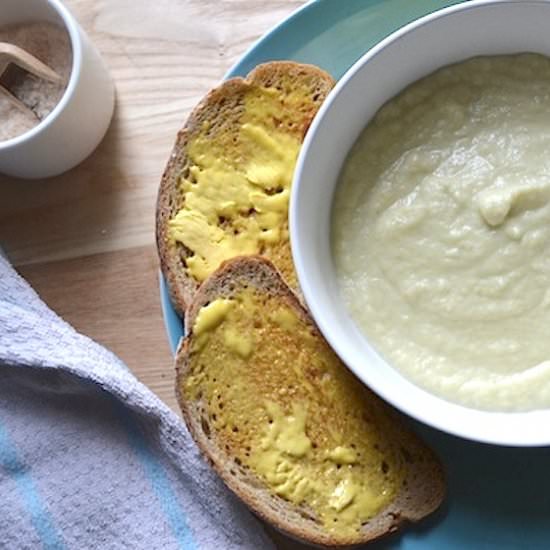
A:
291;0;550;446
0;0;115;179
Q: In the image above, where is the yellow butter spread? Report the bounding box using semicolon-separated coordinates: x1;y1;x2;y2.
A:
269;307;299;331
168;85;307;286
328;446;357;465
194;299;233;335
183;289;405;537
223;327;253;359
261;401;312;458
193;299;234;350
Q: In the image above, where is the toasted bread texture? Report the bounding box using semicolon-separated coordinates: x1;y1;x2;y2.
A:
156;61;334;315
176;256;446;548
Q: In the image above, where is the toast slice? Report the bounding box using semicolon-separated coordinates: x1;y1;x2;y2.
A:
156;61;334;315
176;256;446;548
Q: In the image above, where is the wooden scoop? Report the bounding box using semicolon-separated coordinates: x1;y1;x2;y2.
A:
0;42;63;117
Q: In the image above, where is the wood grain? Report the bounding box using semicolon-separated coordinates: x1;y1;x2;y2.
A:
1;1;317;548
0;0;303;266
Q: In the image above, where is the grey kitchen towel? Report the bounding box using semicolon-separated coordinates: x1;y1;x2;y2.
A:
0;254;274;550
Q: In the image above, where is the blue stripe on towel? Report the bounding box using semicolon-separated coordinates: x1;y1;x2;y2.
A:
0;422;66;550
113;400;197;550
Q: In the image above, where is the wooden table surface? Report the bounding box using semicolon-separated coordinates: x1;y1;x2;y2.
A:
0;1;313;548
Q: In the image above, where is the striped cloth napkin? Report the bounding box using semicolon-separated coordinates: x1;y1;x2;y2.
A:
0;253;274;550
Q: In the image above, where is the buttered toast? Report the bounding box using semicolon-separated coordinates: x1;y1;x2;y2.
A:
156;61;334;314
176;256;445;548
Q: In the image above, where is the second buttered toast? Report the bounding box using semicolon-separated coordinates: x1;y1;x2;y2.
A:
176;256;446;548
156;61;334;314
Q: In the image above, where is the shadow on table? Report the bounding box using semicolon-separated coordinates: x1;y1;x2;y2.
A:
0;102;125;263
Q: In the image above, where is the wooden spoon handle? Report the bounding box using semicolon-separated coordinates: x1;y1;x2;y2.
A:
0;84;39;118
0;42;63;83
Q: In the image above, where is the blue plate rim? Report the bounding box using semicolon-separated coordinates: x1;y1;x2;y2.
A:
157;2;550;548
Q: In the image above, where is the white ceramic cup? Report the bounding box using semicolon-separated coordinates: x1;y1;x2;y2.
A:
291;0;550;446
0;0;115;179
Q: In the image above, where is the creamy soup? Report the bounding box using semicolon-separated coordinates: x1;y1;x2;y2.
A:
332;54;550;411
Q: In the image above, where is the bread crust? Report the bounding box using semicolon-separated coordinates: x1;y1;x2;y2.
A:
176;256;446;548
156;62;334;316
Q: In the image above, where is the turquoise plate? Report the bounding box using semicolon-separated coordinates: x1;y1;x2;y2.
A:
160;1;550;547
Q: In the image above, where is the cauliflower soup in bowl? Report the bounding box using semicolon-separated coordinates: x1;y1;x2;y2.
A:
291;0;550;445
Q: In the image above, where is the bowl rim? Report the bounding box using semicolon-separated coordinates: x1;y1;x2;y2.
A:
290;0;550;447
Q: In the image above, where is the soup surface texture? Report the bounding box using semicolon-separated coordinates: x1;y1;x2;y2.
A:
332;54;550;411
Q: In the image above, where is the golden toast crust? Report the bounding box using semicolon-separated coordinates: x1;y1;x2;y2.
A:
156;62;335;315
176;256;446;548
